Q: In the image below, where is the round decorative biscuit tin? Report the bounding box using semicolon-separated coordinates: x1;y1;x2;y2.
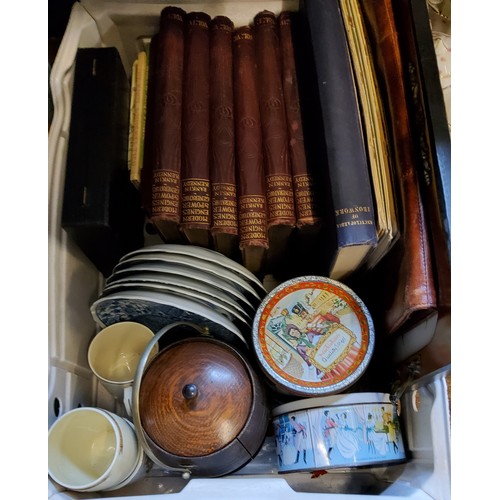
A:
272;393;406;473
252;276;375;396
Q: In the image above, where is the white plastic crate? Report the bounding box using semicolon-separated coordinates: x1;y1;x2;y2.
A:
48;2;451;498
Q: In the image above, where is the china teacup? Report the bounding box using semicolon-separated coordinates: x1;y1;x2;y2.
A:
88;321;158;414
48;407;143;492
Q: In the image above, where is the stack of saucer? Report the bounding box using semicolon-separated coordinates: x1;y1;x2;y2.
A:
90;244;267;350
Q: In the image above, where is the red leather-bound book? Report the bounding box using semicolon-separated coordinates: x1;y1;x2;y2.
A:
180;11;213;248
254;11;296;277
142;7;186;243
278;11;323;277
278;11;321;230
233;26;268;276
209;16;239;260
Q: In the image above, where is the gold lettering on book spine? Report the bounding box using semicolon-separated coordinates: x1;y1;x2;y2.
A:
294;174;320;221
188;19;208;29
210;18;237;233
266;174;295;219
255;15;274;26
212;183;238;231
239;195;268;242
255;13;296;225
166;13;183;22
182;178;210;225
212;23;232;32
151;170;181;219
182;14;210;229
233;32;253;42
334;204;373;227
337;220;374;228
279;12;321;226
335;205;372;215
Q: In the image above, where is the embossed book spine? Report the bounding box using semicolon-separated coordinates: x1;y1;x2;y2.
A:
180;11;212;248
254;11;296;276
143;7;186;243
278;11;321;230
300;0;378;280
278;11;323;277
209;16;239;260
233;26;269;276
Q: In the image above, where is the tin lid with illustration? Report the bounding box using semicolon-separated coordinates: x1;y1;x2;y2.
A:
252;276;375;396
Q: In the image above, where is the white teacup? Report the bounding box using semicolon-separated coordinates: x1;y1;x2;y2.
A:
88;322;158;414
48;407;143;492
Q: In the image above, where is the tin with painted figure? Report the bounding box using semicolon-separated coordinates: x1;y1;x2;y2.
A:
252;276;375;396
272;393;407;473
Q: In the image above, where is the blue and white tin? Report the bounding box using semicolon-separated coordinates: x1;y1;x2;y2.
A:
272;393;406;472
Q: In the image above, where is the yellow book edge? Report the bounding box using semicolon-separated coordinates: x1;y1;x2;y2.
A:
129;51;148;189
340;0;400;269
340;0;390;233
127;59;138;179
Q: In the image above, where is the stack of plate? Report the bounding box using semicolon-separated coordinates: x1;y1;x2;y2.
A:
90;245;267;349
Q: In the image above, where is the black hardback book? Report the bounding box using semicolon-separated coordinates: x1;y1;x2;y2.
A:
62;47;144;277
299;0;378;280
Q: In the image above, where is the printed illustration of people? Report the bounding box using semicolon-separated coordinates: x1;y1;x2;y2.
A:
273;403;404;472
265;288;365;385
335;411;360;458
365;412;376;454
291;415;308;464
273;414;313;468
272;299;344;380
381;406;399;453
321;410;337;458
314;405;403;464
274;434;283;467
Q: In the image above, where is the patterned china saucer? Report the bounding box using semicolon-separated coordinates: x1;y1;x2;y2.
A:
91;290;248;348
101;281;252;328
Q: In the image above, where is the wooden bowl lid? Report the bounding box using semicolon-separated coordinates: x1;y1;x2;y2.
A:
139;338;253;457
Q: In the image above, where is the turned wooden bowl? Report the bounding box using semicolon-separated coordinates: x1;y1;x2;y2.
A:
133;323;269;477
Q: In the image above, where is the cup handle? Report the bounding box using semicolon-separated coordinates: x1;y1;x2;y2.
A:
123;386;133;417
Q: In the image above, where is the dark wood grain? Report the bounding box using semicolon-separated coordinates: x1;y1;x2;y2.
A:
139;339;252;457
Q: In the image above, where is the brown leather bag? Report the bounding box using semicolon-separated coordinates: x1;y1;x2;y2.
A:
356;0;437;337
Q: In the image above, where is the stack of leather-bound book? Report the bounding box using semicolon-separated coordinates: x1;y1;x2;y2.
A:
132;6;322;280
123;0;450;373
